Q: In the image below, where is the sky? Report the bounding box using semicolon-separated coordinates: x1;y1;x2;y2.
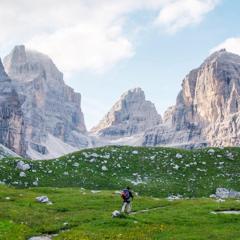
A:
0;0;240;130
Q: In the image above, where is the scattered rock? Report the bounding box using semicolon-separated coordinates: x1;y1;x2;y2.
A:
91;153;99;158
16;161;30;171
173;164;179;170
29;237;52;240
19;171;26;177
207;149;215;155
91;190;101;194
101;165;108;171
132;150;139;155
211;210;240;215
167;194;182;201
215;188;240;199
36;196;52;205
112;210;121;217
175;153;182;159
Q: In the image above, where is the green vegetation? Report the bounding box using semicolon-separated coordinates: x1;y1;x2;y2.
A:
1;146;240;197
1;146;240;239
0;185;240;240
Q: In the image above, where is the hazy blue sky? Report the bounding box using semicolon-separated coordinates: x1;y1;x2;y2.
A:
0;0;240;129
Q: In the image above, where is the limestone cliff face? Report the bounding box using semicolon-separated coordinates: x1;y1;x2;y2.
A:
91;88;162;138
144;49;240;148
2;46;240;156
0;58;26;155
3;45;89;158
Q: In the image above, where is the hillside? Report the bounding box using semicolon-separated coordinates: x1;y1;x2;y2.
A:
1;146;240;197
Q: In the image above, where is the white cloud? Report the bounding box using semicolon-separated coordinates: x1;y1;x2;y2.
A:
27;23;134;73
154;0;220;33
211;37;240;56
0;0;220;73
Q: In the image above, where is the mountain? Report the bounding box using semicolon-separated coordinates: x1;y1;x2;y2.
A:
3;45;91;159
0;58;26;156
91;88;162;145
1;47;240;157
144;49;240;148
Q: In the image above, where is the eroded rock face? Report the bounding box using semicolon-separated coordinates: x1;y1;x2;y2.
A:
91;88;162;138
0;58;26;155
3;45;89;158
144;49;240;148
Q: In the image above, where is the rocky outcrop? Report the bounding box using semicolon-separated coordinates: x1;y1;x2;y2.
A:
3;45;90;159
0;58;26;156
91;88;162;139
144;49;240;148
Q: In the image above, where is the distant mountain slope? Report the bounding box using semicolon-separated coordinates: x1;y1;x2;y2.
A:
144;49;240;148
3;45;91;159
91;88;161;145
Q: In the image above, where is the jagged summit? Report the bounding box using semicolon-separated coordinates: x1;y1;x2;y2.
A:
3;45;63;85
120;87;145;99
202;49;240;67
91;87;162;138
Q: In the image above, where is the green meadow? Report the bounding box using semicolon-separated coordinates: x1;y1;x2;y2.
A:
0;146;240;239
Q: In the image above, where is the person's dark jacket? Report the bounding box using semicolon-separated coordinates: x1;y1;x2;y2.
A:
124;190;134;203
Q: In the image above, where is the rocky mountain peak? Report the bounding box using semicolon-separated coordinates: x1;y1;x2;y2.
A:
144;49;240;148
91;87;162;138
1;45;89;159
9;45;27;63
120;87;145;100
3;45;63;85
201;49;240;68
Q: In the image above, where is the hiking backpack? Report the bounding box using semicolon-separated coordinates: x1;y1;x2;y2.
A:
121;189;130;200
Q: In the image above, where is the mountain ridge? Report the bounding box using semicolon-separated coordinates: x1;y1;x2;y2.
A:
1;47;240;158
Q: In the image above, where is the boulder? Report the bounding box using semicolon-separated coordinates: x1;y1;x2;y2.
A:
36;196;51;204
16;161;30;171
29;236;51;240
215;188;240;199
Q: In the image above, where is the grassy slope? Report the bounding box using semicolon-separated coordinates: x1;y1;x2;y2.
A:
0;185;240;240
1;146;240;197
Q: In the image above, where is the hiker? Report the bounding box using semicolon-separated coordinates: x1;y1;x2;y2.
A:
121;186;134;214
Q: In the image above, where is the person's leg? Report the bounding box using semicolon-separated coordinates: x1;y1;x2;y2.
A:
126;202;132;213
121;202;127;213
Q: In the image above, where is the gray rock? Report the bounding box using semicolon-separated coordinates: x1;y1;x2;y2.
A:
0;58;26;156
91;88;162;139
29;236;52;240
36;196;50;203
143;49;240;148
3;45;90;159
215;188;240;199
16;160;30;171
0;143;21;158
